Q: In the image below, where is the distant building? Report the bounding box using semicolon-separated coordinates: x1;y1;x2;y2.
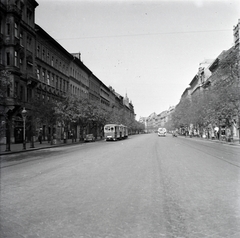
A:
233;19;240;48
189;59;213;96
146;112;157;133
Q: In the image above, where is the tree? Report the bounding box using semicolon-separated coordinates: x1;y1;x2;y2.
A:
172;97;192;129
206;47;240;141
0;70;13;150
28;96;59;144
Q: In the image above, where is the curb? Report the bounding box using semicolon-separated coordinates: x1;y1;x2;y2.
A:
180;135;240;147
0;141;88;156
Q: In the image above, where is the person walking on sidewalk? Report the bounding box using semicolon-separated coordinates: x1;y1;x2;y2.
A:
47;133;51;143
38;131;42;144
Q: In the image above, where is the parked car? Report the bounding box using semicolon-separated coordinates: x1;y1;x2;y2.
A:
84;134;95;142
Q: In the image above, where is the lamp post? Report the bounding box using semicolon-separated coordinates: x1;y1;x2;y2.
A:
22;107;27;150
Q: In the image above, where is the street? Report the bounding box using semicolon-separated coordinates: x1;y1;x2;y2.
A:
0;134;240;238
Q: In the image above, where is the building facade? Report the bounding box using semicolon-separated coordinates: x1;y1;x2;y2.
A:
0;0;135;146
0;0;39;146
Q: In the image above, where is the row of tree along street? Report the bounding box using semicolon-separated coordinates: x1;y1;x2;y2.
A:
0;71;145;150
165;46;240;142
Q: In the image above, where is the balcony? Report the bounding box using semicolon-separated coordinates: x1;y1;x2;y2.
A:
3;36;21;47
7;4;22;16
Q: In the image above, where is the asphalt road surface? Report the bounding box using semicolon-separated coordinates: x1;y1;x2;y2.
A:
1;134;240;238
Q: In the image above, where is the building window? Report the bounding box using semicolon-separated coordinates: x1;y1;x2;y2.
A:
14;22;18;38
36;68;40;80
7;23;10;35
67;82;69;92
20;1;24;17
7;85;11;97
52;74;54;86
42;70;45;82
27;36;32;50
6;52;10;65
47;51;50;63
60;78;62;91
14;51;18;67
27;88;32;102
37;45;40;57
42;48;45;59
56;76;58;89
51;56;54;66
20;85;24;101
63;80;66;92
47;72;50;85
0;18;2;34
20;32;23;46
14;81;18;98
27;9;32;25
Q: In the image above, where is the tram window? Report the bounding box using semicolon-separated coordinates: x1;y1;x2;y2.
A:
105;126;110;131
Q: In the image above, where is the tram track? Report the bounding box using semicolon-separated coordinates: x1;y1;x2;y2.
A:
174;136;240;168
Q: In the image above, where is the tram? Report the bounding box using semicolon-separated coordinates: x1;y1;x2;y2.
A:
104;124;128;141
120;124;128;139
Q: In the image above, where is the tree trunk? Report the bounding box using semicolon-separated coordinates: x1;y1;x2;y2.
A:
5;120;11;152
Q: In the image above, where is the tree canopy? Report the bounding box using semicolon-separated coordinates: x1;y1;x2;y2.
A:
170;47;240;136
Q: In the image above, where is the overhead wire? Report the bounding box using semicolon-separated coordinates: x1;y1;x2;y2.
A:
55;29;232;41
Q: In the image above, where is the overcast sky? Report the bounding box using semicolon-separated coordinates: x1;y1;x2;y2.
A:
35;0;240;119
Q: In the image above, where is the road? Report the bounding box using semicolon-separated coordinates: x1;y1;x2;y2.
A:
0;134;240;238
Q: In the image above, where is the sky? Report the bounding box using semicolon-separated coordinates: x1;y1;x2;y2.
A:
35;0;240;120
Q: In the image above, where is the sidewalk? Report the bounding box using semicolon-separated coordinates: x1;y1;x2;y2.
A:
182;135;240;146
0;139;84;156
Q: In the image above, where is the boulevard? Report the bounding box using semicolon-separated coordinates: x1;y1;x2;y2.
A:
0;134;240;238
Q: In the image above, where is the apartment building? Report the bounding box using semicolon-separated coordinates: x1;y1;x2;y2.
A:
1;0;135;145
0;0;38;145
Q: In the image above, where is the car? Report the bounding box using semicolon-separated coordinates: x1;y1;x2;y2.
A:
84;134;95;142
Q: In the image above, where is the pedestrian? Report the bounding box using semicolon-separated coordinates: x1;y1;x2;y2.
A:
38;131;42;144
47;133;51;143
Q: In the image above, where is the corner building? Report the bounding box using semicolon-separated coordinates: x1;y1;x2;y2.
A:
0;0;39;146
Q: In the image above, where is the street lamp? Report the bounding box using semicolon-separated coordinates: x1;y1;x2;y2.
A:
22;107;27;150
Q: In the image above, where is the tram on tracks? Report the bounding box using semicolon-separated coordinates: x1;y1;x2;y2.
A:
104;124;128;141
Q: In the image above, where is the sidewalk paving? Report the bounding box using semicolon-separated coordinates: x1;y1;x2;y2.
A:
0;139;85;156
